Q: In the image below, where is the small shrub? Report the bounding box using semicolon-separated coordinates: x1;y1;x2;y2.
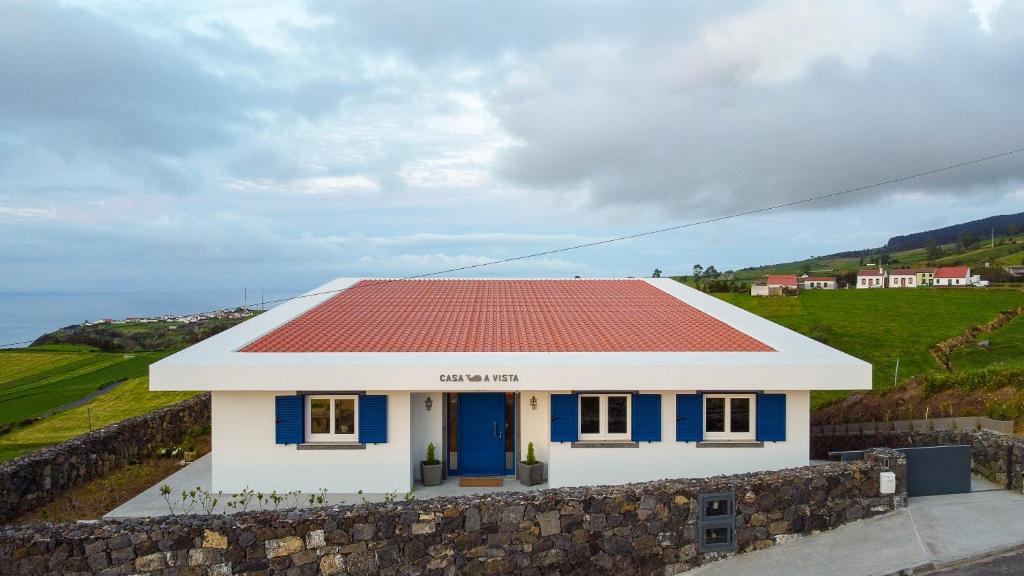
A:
424;442;438;465
525;441;537;466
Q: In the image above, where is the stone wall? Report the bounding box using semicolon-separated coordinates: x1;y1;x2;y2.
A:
0;393;211;524
812;428;1023;490
0;449;906;576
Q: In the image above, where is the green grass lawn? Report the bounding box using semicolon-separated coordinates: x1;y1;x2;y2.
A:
716;289;1024;407
0;376;196;462
0;349;173;427
950;315;1024;372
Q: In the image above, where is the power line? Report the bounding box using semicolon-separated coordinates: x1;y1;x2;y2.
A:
1;144;1022;349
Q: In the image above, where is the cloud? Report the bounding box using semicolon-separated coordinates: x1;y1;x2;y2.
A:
2;0;1024;296
491;0;1024;217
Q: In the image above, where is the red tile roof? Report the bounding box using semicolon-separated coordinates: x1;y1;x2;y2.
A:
934;266;970;279
857;269;885;277
800;276;835;282
890;268;935;275
767;275;798;287
241;279;774;353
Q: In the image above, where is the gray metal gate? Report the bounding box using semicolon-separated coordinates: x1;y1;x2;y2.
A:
829;445;972;497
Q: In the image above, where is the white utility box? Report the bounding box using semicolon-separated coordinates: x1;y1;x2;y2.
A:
879;471;896;494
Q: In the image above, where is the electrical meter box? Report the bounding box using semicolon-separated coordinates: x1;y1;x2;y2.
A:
879;471;897;495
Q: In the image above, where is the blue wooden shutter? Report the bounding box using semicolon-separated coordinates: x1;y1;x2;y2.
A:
756;393;786;442
631;394;661;442
550;393;578;442
675;394;703;442
359;395;388;444
275;395;303;445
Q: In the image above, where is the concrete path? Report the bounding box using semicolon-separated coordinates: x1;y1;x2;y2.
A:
687;477;1024;576
105;454;548;518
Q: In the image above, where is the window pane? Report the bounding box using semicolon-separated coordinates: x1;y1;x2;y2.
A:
706;397;725;432
607;396;627;434
705;526;731;545
730;398;751;433
580;396;601;434
310;399;330;434
334;398;355;434
704;499;729;518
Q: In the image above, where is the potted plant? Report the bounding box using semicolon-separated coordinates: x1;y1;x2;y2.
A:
181;432;198;463
420;443;442;486
517;441;544;486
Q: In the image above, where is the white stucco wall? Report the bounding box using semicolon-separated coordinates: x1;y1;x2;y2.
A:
410;392;443;479
545;390;810;488
210;391;413;493
518;391;550;478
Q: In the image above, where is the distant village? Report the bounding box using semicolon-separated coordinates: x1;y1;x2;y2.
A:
752;265;989;296
81;308;256;327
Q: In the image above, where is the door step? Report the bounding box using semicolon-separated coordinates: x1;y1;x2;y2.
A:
459;477;503;488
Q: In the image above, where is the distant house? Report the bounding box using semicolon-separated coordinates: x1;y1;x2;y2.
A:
798;276;836;290
856;267;886;289
933;266;971;287
915;268;936;286
887;270;914;288
1003;266;1024;278
767;275;798;290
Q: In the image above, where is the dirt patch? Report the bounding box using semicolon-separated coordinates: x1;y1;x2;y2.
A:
10;435;210;524
811;381;1024;433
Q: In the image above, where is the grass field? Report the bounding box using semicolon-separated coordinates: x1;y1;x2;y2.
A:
0;376;196;462
950;315;1024;372
0;348;173;427
716;288;1024;407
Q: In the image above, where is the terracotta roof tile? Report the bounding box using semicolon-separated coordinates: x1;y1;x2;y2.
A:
767;275;798;287
934;266;970;278
241;279;773;353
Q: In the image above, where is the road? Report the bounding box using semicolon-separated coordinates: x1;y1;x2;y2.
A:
928;547;1024;575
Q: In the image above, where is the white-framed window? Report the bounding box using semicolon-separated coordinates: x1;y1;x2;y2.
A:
579;394;631;440
305;395;359;442
704;394;756;440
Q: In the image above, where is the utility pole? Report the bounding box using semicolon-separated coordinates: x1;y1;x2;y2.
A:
244;288;247;310
261;288;265;311
893;358;900;386
992;228;995;248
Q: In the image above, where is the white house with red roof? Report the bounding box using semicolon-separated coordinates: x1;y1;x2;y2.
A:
856;267;887;288
888;269;919;288
766;275;798;289
798;275;836;290
933;266;971;287
151;278;869;493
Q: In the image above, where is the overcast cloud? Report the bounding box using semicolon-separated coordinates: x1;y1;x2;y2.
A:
0;0;1022;296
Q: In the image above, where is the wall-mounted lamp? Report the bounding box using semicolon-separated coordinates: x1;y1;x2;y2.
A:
529;396;538;411
424;396;433;411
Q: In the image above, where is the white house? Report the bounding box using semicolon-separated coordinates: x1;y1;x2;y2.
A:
933;266;971;287
798;276;836;290
887;269;918;288
856;268;886;288
150;278;870;493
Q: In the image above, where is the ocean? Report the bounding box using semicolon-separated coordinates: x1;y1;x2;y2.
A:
0;291;281;348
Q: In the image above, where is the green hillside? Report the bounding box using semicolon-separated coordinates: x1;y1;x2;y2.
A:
730;234;1024;281
0;348;173;428
0;376;196;462
715;289;1024;407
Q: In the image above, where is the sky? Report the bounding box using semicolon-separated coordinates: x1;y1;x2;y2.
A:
1;0;1023;296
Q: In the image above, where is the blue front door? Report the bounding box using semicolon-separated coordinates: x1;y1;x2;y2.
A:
458;393;506;476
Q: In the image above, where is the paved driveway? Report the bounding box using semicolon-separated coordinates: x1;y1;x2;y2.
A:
105;454;547;518
686;478;1024;576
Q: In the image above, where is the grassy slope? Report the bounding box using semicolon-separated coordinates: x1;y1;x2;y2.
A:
0;376;196;462
730;235;1024;280
0;349;173;427
950;315;1024;372
715;289;1024;407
